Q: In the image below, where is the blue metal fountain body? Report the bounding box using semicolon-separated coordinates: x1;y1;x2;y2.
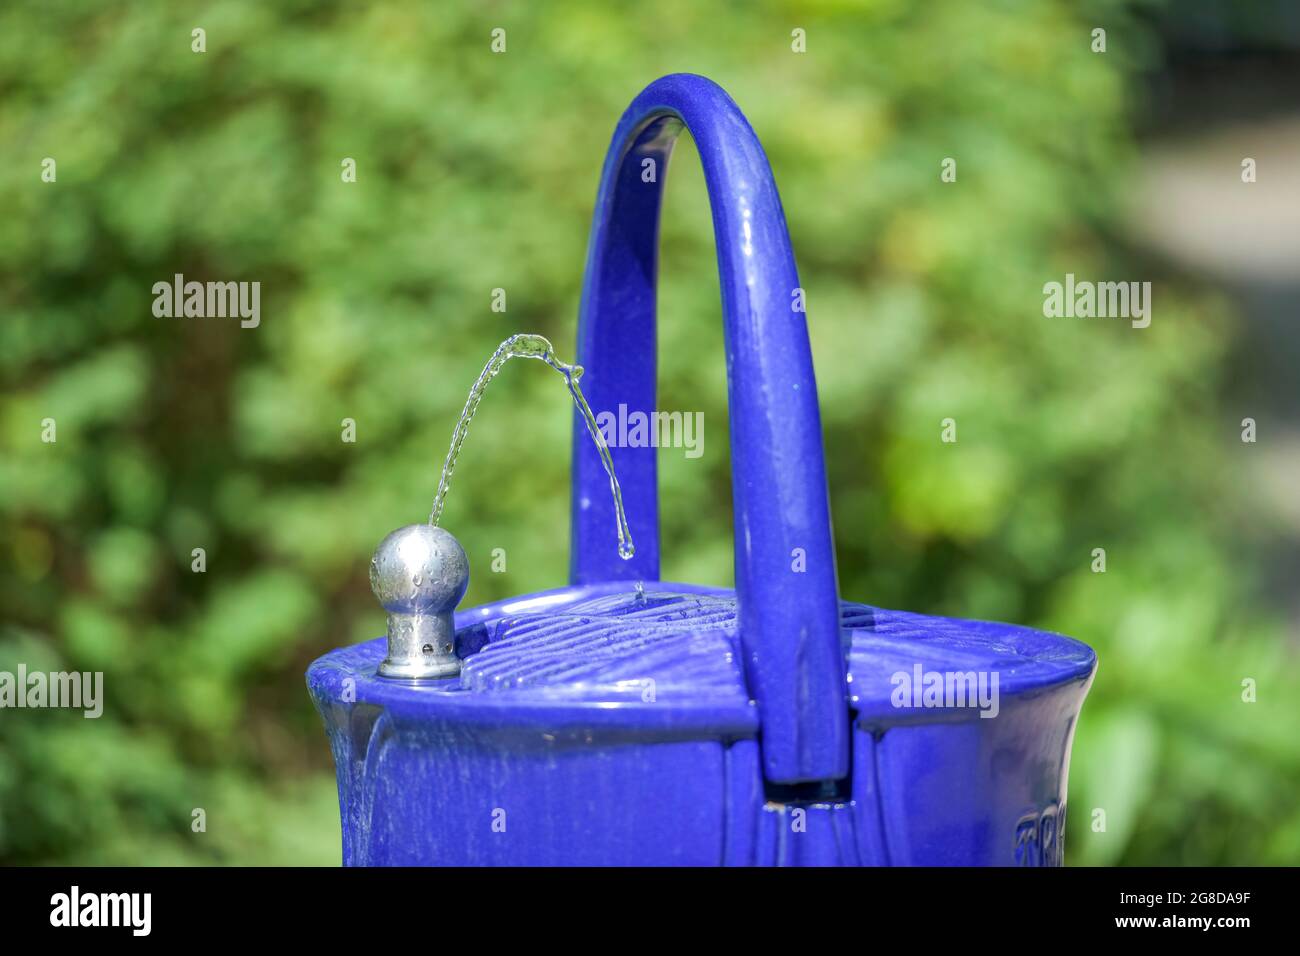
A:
307;74;1096;866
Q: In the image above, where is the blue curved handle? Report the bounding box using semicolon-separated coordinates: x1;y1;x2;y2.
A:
569;74;847;785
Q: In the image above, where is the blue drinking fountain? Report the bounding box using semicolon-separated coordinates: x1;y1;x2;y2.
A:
307;73;1096;866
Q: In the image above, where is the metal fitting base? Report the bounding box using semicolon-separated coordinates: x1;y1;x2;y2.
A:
376;610;461;681
377;656;461;680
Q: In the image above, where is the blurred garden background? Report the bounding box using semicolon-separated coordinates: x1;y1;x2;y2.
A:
2;0;1298;865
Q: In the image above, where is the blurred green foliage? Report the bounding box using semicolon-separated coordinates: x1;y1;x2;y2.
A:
1;0;1297;865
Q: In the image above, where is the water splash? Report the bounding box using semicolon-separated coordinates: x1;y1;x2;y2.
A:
428;333;634;560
